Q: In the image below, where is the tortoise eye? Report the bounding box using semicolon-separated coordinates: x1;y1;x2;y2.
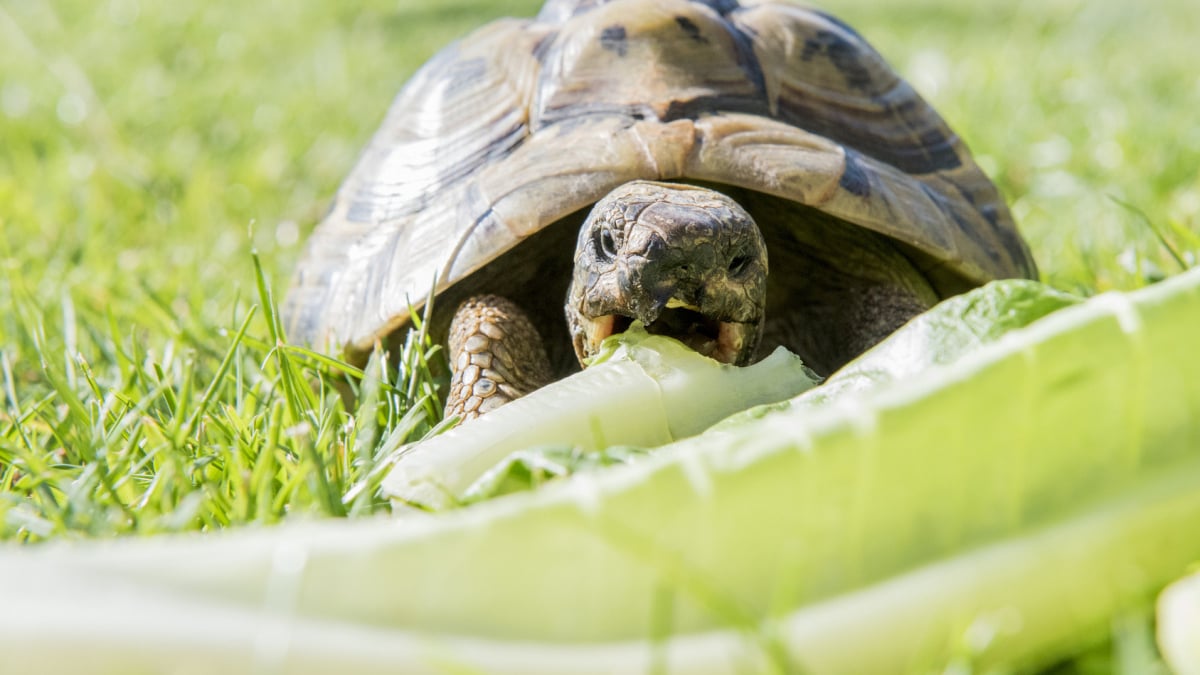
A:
728;254;752;278
596;227;618;260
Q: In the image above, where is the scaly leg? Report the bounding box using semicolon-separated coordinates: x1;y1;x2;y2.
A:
445;294;553;421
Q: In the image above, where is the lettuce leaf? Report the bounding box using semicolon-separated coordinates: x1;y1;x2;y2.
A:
383;328;819;509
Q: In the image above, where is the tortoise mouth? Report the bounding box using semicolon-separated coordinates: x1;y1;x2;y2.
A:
584;308;754;365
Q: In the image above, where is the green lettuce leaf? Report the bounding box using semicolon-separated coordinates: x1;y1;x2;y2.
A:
717;279;1080;427
382;326;819;509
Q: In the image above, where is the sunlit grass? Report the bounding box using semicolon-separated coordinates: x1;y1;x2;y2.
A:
0;249;447;541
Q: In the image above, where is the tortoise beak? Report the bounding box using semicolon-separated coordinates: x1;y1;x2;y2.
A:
578;304;759;366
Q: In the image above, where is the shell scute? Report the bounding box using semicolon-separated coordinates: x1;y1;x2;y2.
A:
534;0;763;127
734;5;963;175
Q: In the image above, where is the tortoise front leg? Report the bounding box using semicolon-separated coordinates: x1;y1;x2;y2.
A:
445;294;553;421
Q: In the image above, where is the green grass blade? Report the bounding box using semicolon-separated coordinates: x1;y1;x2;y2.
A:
182;305;257;441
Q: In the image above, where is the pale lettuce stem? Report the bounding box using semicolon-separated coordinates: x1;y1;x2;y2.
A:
1158;570;1200;675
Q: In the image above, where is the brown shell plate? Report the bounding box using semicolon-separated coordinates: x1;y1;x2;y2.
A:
285;0;1037;354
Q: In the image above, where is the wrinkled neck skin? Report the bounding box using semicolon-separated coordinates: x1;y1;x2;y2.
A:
565;180;768;366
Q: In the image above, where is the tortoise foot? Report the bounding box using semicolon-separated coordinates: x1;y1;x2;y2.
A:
446;295;552;421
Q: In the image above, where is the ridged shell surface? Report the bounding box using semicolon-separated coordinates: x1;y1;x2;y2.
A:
286;0;1036;353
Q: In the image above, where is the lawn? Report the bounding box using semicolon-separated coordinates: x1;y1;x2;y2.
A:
1;0;1199;668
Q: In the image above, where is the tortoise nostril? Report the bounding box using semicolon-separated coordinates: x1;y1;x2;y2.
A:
728;254;751;278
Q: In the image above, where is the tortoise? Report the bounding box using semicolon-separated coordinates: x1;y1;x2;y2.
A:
285;0;1037;420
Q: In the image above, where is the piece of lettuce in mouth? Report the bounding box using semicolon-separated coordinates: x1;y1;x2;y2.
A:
383;323;820;510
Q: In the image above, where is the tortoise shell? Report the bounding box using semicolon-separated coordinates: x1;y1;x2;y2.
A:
285;0;1037;364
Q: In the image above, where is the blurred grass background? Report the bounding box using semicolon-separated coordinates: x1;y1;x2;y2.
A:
1;0;1198;534
4;0;1198;312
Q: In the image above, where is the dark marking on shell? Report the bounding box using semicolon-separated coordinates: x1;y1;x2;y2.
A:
952;180;1003;231
811;10;867;42
675;16;709;43
776;89;963;174
881;134;962;173
950;178;979;208
536;102;660;128
835;148;873;195
531;30;559;61
980;203;1000;230
905;120;963;173
921;183;1001;264
724;17;768;100
961;185;1034;275
599;24;628;56
868;96;960;171
660;94;769;122
838;149;871;197
801;30;873;91
994;216;1035;275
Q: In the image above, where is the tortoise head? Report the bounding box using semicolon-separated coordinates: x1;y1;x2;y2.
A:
566;180;768;366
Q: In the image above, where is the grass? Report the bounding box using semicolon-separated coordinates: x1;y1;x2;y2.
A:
0;0;508;540
0;0;1197;570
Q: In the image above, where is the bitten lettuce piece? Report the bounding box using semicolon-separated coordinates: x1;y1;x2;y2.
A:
382;328;818;508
